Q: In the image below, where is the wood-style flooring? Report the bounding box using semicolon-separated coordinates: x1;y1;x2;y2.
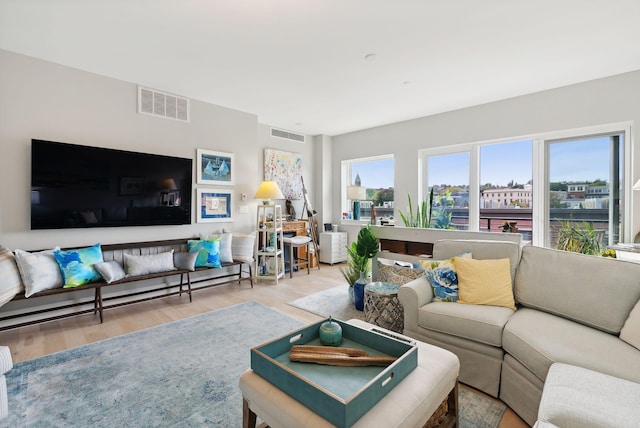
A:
0;263;527;427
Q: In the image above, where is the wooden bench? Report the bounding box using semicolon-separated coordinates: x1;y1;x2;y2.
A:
0;238;253;331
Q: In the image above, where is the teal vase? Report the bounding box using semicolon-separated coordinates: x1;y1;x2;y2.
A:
354;271;367;311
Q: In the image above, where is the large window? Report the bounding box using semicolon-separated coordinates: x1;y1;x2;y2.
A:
341;155;394;223
420;123;632;247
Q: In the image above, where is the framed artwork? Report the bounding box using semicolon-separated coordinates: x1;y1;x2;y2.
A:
263;148;303;199
196;149;234;185
196;188;233;223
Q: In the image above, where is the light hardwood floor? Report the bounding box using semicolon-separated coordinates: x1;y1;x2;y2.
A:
0;263;527;427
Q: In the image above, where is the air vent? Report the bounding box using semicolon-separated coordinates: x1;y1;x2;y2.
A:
271;127;305;143
138;86;189;122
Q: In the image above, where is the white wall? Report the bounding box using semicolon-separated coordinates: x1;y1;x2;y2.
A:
331;70;640;239
0;49;313;250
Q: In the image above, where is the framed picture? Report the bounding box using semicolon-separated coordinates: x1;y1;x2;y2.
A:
196;188;233;223
197;149;234;185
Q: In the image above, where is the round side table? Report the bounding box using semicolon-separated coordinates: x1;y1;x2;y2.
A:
364;281;404;333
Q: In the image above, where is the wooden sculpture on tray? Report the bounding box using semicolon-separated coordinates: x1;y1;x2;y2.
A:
289;345;397;367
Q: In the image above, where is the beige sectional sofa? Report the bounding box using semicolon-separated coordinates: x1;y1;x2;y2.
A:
394;239;640;426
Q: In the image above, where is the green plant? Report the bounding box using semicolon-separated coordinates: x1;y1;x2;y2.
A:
555;220;603;255
398;188;434;228
341;226;379;286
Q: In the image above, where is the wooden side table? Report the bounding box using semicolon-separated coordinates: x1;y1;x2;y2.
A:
364;281;404;333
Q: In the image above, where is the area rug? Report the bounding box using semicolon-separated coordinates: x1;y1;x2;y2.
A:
287;284;365;321
1;300;506;427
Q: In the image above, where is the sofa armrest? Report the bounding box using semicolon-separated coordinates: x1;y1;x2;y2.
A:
0;347;11;375
398;277;432;332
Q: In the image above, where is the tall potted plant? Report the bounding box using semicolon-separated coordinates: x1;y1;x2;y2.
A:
341;226;379;298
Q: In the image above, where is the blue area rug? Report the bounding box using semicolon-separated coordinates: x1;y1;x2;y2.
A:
2;301;506;427
1;301;303;427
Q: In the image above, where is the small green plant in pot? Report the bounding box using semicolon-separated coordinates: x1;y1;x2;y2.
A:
341;226;379;300
555;219;603;255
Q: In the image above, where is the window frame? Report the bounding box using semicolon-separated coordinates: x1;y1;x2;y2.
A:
419;121;633;246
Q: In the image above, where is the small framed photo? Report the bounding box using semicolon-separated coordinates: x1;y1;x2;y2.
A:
196;149;234;185
196;188;233;223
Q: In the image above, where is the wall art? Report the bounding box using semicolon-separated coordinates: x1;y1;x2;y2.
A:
263;148;302;199
196;149;234;185
196;188;232;223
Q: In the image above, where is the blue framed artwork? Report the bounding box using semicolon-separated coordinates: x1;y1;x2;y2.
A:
196;149;234;185
196;188;233;223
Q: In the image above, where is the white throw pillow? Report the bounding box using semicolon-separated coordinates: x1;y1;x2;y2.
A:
93;260;126;283
123;250;176;276
200;232;233;263
14;248;64;297
232;232;256;263
0;245;24;306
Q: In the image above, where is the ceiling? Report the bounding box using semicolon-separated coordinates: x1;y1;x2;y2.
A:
2;1;640;137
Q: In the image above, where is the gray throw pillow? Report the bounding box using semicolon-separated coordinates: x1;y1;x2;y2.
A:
124;250;176;276
14;248;64;297
173;252;198;271
93;260;126;283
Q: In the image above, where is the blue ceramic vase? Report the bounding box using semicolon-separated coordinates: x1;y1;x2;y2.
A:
354;271;367;311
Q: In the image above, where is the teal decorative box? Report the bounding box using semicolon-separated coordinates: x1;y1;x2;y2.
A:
250;318;418;428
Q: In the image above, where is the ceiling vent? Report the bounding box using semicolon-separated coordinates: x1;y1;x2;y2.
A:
138;86;189;122
271;127;305;143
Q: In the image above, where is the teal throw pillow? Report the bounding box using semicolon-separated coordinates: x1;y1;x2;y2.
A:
53;243;104;288
188;239;222;268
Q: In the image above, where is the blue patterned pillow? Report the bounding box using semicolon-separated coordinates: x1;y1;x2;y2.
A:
188;239;222;268
53;243;104;288
418;252;471;302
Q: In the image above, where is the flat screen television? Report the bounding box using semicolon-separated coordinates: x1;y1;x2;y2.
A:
31;139;192;229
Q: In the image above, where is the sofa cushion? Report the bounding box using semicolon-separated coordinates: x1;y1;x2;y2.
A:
515;246;640;334
502;308;640;384
0;245;23;306
377;260;424;286
14;248;64;297
620;300;640;351
173;252;198;271
419;252;471;302
123;251;176;276
199;231;233;263
53;243;104;288
432;239;521;283
455;257;515;310
418;301;514;347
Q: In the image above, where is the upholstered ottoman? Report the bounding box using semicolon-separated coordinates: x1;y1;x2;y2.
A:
240;319;460;428
0;346;13;419
535;363;640;428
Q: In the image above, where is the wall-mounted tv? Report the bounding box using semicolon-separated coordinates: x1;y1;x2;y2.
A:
31;139;192;230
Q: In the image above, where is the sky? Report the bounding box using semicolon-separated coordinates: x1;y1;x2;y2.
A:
352;136;617;189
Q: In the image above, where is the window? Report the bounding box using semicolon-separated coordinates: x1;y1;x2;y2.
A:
420;122;632;247
341;155;394;223
425;152;470;229
547;134;624;247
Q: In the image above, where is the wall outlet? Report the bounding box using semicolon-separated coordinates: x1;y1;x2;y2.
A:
241;193;247;201
239;205;249;214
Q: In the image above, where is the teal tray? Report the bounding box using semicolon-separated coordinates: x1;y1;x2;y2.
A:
250;319;418;428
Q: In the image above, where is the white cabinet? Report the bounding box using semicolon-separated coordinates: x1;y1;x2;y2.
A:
319;232;348;265
255;205;284;283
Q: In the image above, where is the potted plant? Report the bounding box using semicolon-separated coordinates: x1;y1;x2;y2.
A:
555;219;603;255
341;226;379;300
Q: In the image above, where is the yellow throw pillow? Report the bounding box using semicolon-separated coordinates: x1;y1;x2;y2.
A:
454;257;516;310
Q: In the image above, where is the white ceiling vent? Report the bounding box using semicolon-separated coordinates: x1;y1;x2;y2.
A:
271;127;305;143
138;86;189;122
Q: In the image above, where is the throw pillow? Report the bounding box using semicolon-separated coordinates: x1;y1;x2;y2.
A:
232;232;256;263
620;300;640;351
93;260;126;284
53;243;104;288
188;239;222;268
418;252;471;302
123;250;176;276
199;232;233;263
377;260;425;285
0;245;24;306
454;257;516;310
173;252;198;271
14;248;64;297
